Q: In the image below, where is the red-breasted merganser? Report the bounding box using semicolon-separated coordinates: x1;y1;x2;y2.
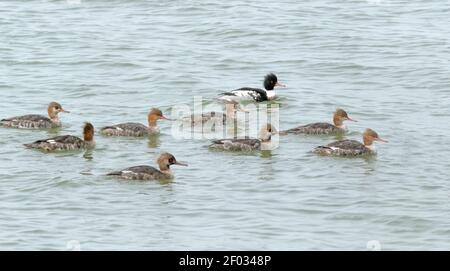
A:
107;152;187;180
209;124;277;151
314;128;387;156
24;122;95;152
282;109;356;135
183;101;247;125
100;108;169;137
218;73;285;102
0;102;69;129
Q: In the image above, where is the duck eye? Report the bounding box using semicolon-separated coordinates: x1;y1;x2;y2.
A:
169;158;174;164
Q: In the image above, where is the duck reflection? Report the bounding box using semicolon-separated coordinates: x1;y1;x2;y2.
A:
148;134;161;148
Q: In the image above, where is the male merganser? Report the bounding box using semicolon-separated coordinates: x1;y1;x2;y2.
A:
24;122;95;152
209;123;277;151
313;128;387;156
100;108;169;137
218;73;285;102
107;152;187;180
0;102;69;129
282;109;356;135
183;101;246;125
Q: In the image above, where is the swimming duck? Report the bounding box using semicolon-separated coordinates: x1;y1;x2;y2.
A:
282;109;356;135
107;152;187;180
24;122;95;152
100;108;169;137
313;128;387;156
183;101;246;126
218;73;285;102
209;123;277;151
0;102;69;129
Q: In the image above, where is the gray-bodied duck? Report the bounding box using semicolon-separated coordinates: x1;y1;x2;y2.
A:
282;109;356;135
1;102;69;129
107;152;187;180
314;128;387;156
209;123;277;152
24;122;95;152
101;108;169;137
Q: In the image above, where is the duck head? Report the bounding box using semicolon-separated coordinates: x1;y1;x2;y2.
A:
148;108;170;127
363;128;388;148
263;73;286;90
47;102;69;121
157;152;188;174
83;122;95;142
333;108;356;128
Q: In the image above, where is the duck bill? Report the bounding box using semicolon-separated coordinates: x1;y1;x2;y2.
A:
60;108;70;113
347;117;357;122
174;162;188;167
160;115;172;121
275;82;286;88
375;138;388;143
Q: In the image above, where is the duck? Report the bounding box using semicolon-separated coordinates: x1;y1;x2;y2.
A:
0;102;69;129
100;108;169;137
218;73;285;102
313;128;387;156
24;122;95;152
209;123;277;151
107;152;187;180
182;101;247;126
282;109;356;135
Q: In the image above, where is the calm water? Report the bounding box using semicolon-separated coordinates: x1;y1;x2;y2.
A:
0;0;449;250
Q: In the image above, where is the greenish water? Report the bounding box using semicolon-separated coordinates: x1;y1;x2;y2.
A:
0;0;449;250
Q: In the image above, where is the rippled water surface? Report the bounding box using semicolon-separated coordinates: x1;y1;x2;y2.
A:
0;0;449;250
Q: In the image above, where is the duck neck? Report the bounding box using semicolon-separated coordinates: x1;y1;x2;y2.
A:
48;110;59;123
161;169;173;177
148;116;158;128
260;134;272;143
265;90;276;100
159;165;173;177
84;133;94;142
51;116;60;124
363;136;374;147
333;115;344;128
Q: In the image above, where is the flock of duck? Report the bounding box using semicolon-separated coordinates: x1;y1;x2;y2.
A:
1;73;387;181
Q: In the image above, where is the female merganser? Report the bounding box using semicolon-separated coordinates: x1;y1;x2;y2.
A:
0;102;69;129
100;108;169;137
218;73;285;102
313;128;387;156
282;109;356;135
107;152;187;180
24;122;95;152
209;123;277;151
183;101;246;125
